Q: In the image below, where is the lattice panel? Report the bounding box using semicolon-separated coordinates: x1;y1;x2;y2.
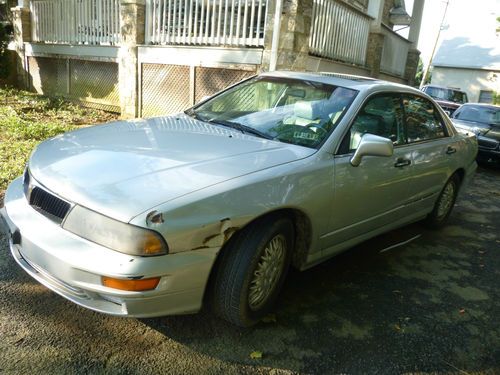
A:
28;57;120;112
141;64;191;117
194;67;255;104
69;60;120;112
28;56;67;96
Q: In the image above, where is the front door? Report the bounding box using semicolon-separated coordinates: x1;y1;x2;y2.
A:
322;94;414;250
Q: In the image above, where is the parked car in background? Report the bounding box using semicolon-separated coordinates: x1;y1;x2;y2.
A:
451;103;500;164
421;85;468;116
1;72;478;327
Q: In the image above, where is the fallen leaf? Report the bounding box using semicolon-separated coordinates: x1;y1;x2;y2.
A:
478;250;486;254
394;324;401;331
392;290;402;294
261;314;277;323
250;351;263;359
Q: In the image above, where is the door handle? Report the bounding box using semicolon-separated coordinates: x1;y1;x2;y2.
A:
446;146;457;155
394;158;411;168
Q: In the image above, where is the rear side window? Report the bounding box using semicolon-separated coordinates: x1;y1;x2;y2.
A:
402;95;446;143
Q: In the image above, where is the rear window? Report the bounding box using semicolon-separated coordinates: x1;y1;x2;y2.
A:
454;105;500;126
423;87;468;104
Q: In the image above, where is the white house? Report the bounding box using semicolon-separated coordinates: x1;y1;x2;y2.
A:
430;1;500;103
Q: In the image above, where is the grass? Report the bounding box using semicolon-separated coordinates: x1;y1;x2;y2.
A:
0;87;118;203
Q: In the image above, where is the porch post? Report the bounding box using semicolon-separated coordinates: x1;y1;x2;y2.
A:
119;0;145;118
11;2;31;89
405;0;425;86
261;0;313;72
365;0;385;78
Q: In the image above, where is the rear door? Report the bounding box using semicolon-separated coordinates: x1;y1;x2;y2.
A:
402;94;458;205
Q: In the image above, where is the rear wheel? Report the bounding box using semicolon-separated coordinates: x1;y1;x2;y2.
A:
211;216;294;327
425;174;460;228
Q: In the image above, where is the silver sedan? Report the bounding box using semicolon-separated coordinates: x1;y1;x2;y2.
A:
1;72;478;326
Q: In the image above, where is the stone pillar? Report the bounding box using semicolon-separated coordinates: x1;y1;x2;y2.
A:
407;0;424;48
365;0;385;78
261;0;313;72
11;4;31;88
365;32;384;78
119;0;145;119
404;49;420;86
405;0;424;86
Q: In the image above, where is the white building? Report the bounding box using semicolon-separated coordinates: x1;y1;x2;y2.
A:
430;1;500;103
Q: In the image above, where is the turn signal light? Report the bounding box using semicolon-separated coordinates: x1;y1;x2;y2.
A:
102;276;160;291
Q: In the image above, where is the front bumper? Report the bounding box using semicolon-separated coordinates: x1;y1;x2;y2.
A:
477;135;500;163
1;177;219;318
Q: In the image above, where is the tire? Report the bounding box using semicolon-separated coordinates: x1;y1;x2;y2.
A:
425;174;460;229
210;215;294;327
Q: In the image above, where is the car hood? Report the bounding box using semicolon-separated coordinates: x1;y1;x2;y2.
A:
29;114;314;222
451;119;499;138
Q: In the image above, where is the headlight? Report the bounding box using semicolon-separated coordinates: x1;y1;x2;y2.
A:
63;205;168;256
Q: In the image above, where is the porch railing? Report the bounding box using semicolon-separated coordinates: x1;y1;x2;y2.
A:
145;0;267;47
380;24;410;77
309;0;371;66
30;0;121;45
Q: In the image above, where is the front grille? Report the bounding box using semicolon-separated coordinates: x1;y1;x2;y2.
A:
29;186;71;223
478;136;499;150
487;128;500;142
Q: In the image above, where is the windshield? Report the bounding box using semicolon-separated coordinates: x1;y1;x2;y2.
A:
424;86;468;104
186;76;358;148
454;105;500;126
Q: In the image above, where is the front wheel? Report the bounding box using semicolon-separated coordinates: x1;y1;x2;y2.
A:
425;174;460;229
210;216;294;327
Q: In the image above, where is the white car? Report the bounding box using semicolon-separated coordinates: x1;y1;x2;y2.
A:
1;72;477;326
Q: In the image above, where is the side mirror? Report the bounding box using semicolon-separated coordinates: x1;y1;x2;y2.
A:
350;134;394;167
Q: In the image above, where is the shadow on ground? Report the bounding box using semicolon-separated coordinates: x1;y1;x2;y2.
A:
0;166;499;374
142;165;500;373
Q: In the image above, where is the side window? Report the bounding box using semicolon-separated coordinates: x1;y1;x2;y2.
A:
342;94;405;153
403;95;446;143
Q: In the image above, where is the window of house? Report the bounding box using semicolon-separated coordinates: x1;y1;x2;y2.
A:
478;90;493;104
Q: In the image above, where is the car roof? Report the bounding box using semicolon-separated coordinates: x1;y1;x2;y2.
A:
261;70;422;95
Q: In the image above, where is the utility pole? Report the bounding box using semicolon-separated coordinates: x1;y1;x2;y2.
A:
420;0;450;89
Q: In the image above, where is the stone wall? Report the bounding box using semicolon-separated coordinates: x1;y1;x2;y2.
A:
365;32;385;76
261;0;313;72
382;0;395;28
119;0;145;118
11;6;30;88
404;49;420;86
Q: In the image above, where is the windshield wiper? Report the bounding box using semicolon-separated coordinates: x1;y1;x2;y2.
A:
207;119;274;140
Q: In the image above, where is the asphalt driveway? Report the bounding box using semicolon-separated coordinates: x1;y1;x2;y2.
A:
0;166;499;374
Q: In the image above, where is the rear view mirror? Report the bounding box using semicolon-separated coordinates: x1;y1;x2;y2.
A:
286;88;306;98
350;134;394;167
